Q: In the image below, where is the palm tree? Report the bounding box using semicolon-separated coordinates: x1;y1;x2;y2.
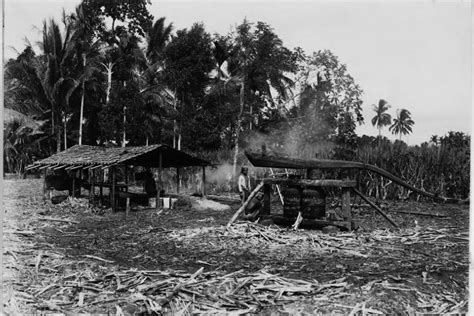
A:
69;4;104;145
371;99;392;137
389;109;414;140
38;14;80;152
139;17;176;145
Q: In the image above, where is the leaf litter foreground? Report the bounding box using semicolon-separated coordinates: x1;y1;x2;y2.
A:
3;179;468;314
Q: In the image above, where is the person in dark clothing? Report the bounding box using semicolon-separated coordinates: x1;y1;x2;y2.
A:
143;169;157;196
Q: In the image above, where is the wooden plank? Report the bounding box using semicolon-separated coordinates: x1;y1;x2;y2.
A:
263;178;357;188
246;151;365;169
352;188;398;228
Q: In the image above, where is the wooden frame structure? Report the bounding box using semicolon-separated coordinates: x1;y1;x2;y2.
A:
260;178;357;230
243;150;400;230
26;144;210;212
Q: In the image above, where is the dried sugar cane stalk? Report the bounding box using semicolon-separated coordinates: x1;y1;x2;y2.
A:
227;182;264;227
292;212;303;230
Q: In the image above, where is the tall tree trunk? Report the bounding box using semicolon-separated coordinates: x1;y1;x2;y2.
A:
56;123;61;153
102;62;114;106
78;54;86;145
122;105;127;147
232;80;245;180
63;115;67;150
173;90;177;148
249;104;253;130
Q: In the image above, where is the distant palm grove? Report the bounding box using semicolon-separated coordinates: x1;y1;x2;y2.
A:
4;0;470;199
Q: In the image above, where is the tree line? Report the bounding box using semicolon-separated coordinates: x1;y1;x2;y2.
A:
4;0;470;199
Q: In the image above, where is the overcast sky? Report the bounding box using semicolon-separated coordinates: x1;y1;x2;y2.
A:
4;0;472;144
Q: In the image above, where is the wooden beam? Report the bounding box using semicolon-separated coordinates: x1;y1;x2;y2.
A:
246;151;459;203
263;178;357;188
352;188;398;228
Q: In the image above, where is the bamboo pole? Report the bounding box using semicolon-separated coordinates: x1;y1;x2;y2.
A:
352;188;398;228
227;182;264;227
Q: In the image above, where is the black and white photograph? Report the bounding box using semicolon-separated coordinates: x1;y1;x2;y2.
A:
2;0;471;314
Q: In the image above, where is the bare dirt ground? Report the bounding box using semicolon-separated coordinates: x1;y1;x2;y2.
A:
3;179;469;314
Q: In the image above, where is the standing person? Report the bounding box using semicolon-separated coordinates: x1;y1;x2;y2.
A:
143;168;157;196
238;166;251;204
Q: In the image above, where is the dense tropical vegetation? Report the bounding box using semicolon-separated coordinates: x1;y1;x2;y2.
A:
4;0;470;200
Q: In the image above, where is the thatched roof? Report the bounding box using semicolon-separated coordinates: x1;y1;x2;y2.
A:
26;144;210;170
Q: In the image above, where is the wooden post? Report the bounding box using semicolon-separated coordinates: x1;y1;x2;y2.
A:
72;172;76;198
124;165;129;192
99;169;103;202
43;169;47;199
201;166;206;197
89;169;95;204
126;197;130;217
262;183;271;215
111;167;116;212
79;168;83;197
156;152;162;211
341;187;351;222
176;167;180;194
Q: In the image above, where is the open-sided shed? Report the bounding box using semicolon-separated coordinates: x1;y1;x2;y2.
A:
26;144;211;211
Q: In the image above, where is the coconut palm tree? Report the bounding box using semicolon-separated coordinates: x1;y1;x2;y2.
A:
38;14;80;151
371;99;392;137
389;109;414;140
137;17;176;145
68;4;105;145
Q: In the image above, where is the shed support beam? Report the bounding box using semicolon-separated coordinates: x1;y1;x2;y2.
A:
111;167;116;212
72;174;76;198
89;169;95;205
